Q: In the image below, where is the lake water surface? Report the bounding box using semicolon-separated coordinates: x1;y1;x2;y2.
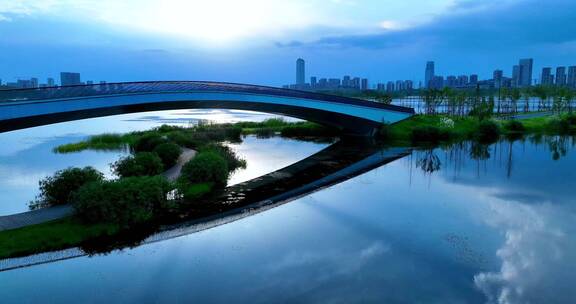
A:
0;110;575;304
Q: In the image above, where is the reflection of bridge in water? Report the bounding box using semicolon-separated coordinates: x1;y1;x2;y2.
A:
0;81;413;136
0;139;410;272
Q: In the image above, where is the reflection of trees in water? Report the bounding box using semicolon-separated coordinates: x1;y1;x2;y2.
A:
470;142;491;160
545;135;574;161
416;149;441;174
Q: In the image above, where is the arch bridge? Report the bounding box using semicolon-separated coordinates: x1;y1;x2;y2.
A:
0;81;414;135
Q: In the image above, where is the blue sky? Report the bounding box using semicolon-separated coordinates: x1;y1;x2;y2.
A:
0;0;575;86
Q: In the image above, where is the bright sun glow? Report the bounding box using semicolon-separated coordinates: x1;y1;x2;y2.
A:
98;0;314;44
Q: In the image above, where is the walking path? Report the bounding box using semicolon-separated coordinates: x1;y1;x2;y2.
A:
0;148;196;232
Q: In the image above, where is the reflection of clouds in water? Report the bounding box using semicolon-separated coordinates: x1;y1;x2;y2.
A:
266;241;390;281
474;200;576;304
0;164;48;187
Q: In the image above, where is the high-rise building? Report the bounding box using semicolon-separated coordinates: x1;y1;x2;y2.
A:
386;81;395;92
396;80;403;91
361;78;368;90
541;67;553;86
556;67;567;86
457;75;468;87
430;76;444;89
60;72;81;86
469;74;479;85
310;77;317;89
296;58;305;86
425;61;435;88
30;78;39;88
518;58;533;87
342;76;351;88
512;65;521;87
446;76;457;88
351;77;360;89
405;80;414;91
493;70;503;89
568;66;576;88
47;78;55;87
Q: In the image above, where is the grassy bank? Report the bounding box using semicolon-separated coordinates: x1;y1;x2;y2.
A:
383;113;576;145
0;217;119;258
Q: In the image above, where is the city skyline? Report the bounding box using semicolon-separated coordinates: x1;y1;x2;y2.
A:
284;57;576;92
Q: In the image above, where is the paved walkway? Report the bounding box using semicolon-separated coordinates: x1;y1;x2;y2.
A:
162;148;196;181
0;148;196;232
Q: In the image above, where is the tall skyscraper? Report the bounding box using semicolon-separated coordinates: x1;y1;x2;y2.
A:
60;72;81;86
47;78;55;87
541;67;553;86
493;70;503;88
296;58;305;86
568;66;576;88
386;81;395;92
518;58;533;87
556;67;567;86
425;61;435;88
512;65;520;87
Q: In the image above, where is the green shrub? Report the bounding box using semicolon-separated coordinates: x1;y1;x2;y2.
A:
153;143;182;169
180;151;229;185
30;167;104;209
72;176;173;227
504;120;525;133
378;123;391;140
180;182;214;202
133;133;167;152
564;114;576;125
112;152;164;178
477;120;500;142
547;118;571;134
199;144;246;171
411;126;451;143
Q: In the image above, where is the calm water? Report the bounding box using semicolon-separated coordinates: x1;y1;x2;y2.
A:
1;111;576;304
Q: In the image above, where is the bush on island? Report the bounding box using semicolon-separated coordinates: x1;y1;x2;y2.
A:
504;120;526;133
476;120;500;142
153;143;183;169
133;133;168;152
180;151;229;185
30;167;104;209
72;176;173;227
199;144;246;172
112;152;164;178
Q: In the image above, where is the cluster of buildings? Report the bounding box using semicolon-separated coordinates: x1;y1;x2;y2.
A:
285;57;576;94
0;72;106;89
285;58;371;91
425;59;576;90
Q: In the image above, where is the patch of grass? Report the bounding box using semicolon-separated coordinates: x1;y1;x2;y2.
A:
54;133;136;153
0;217;119;259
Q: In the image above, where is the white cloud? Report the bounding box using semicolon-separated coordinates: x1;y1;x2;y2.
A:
473;200;576;304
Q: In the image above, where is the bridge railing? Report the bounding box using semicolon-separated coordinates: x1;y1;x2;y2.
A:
0;81;414;113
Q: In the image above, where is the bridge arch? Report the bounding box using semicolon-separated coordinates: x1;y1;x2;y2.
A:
0;81;413;135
